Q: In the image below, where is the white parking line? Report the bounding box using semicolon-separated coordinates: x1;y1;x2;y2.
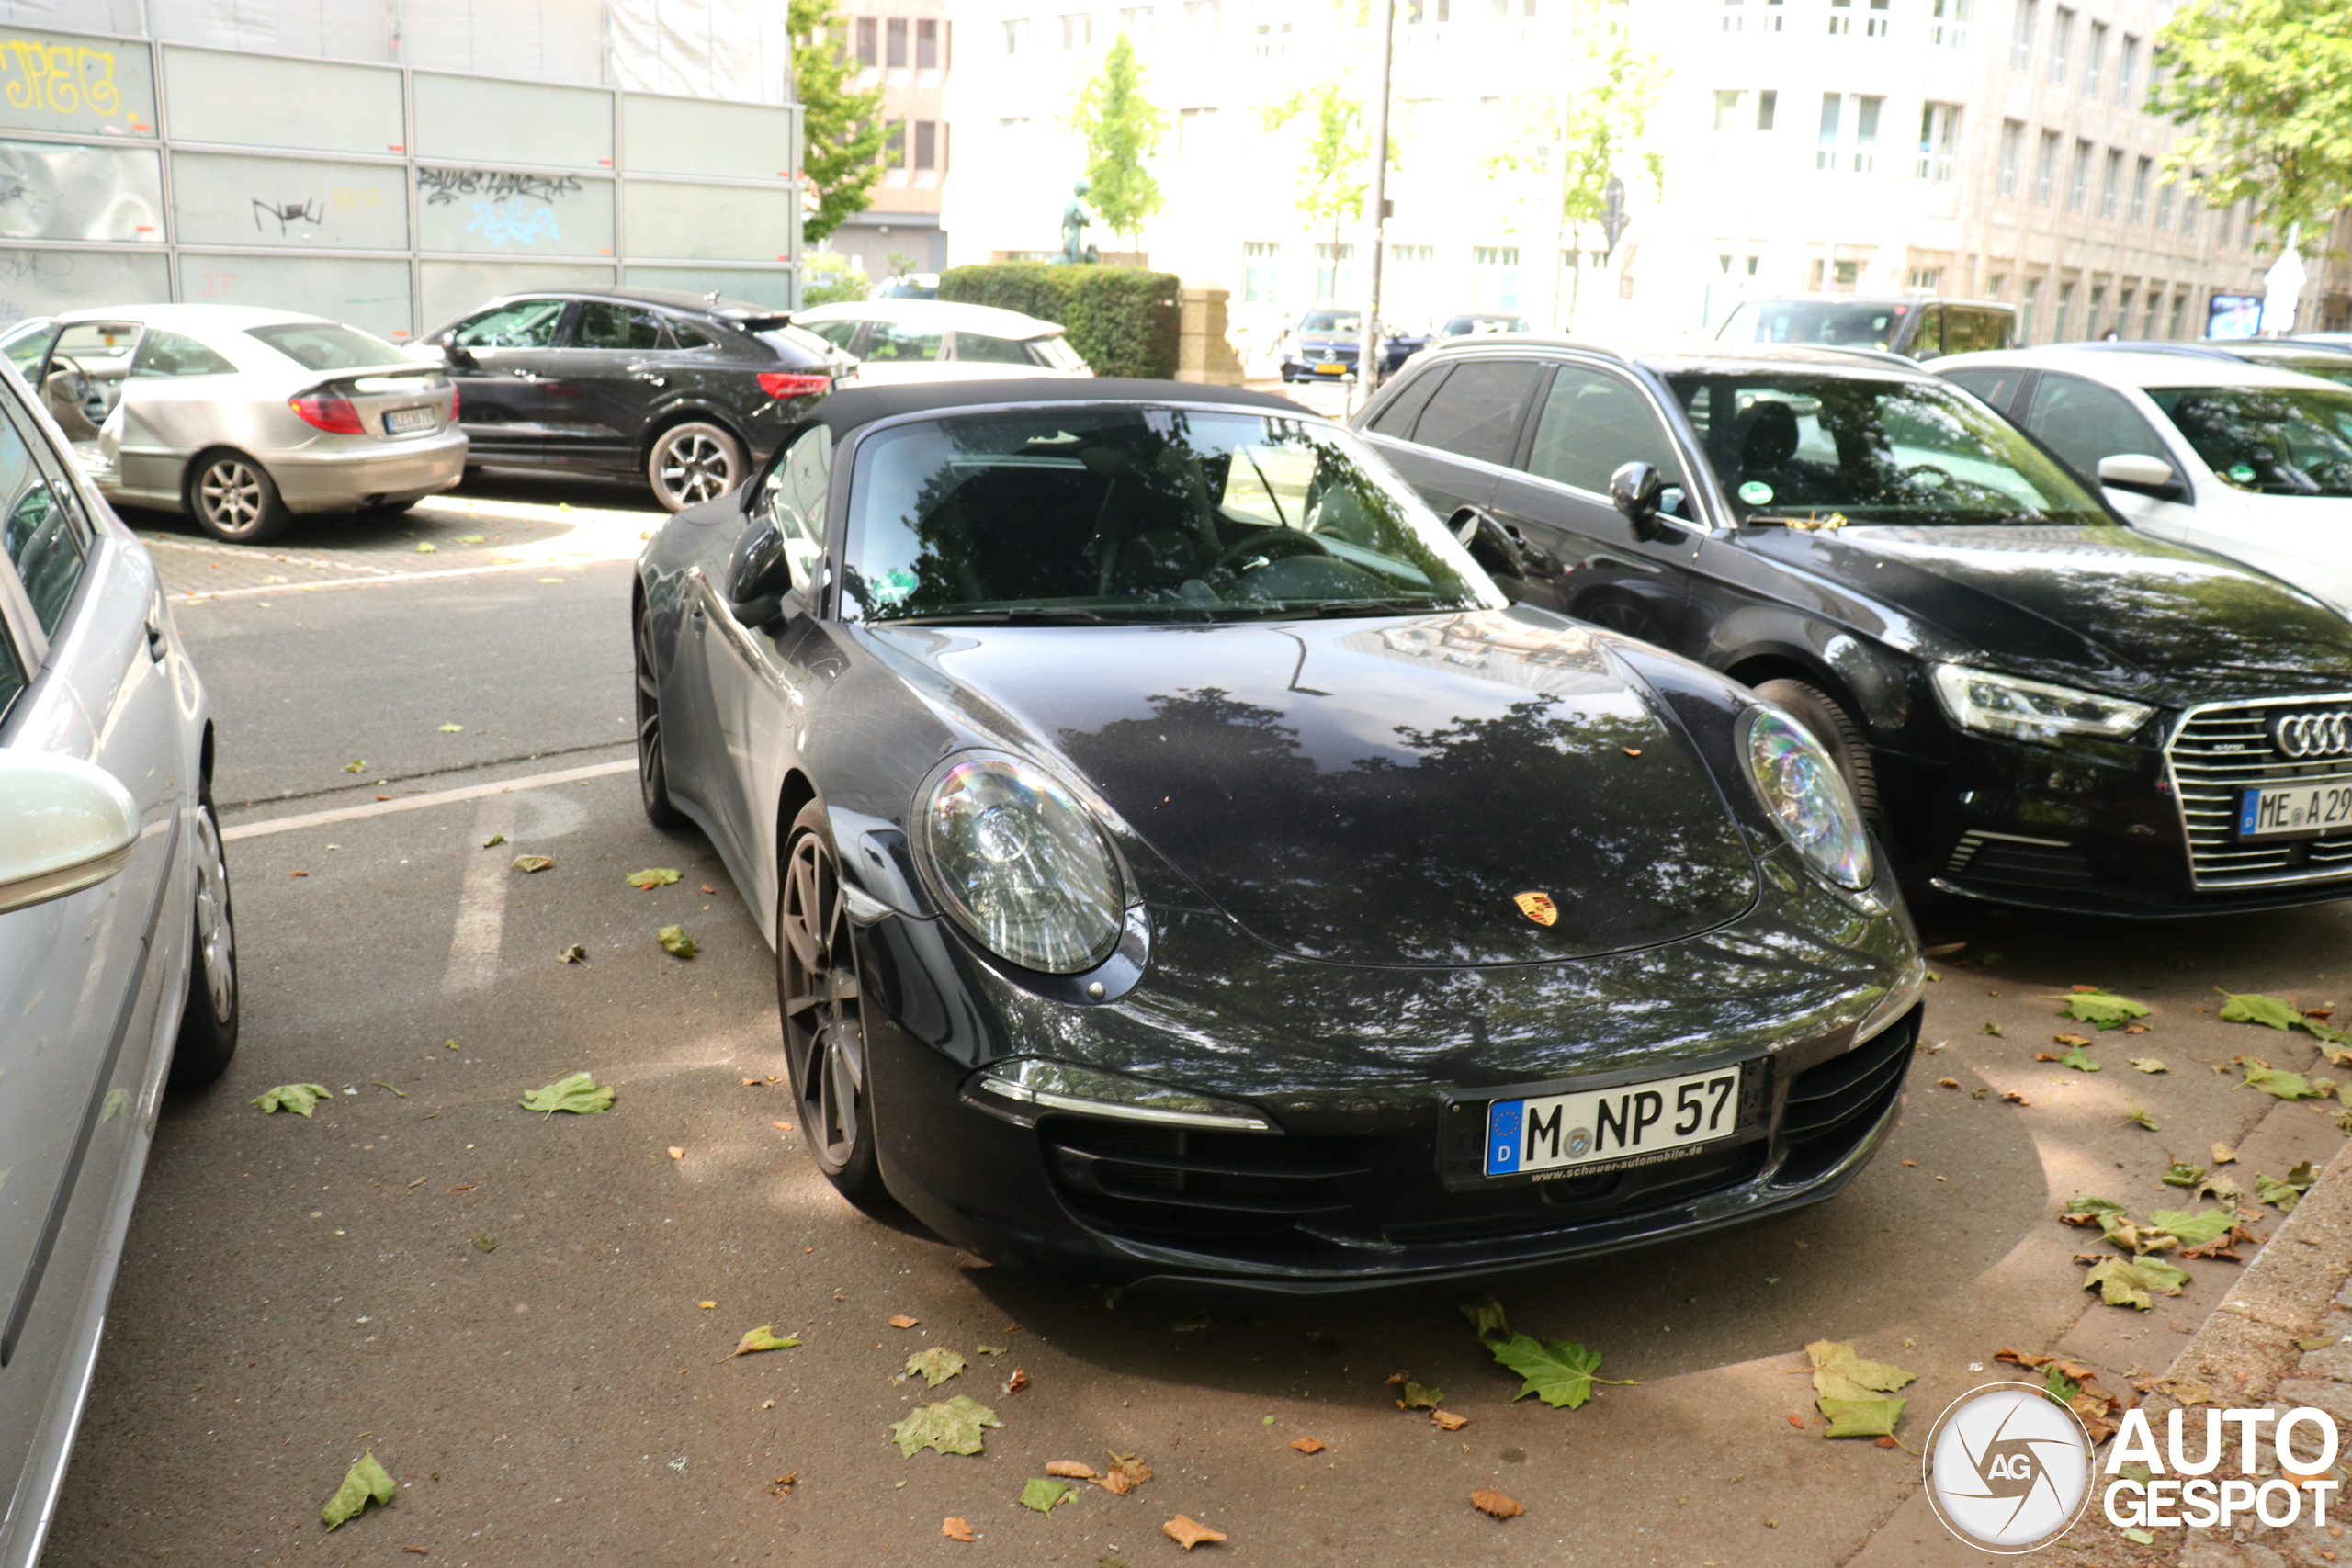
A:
177;558;611;604
441;795;517;994
221;759;636;841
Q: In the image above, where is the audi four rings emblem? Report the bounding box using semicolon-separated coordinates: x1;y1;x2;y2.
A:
2272;710;2352;759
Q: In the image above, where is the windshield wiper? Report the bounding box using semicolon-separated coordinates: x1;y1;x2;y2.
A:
875;606;1131;626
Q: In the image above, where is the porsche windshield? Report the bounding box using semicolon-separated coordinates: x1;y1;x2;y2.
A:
842;406;1503;622
1666;373;2110;525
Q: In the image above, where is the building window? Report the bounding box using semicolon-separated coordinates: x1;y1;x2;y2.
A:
1243;241;1281;304
1930;0;1967;48
2066;138;2091;212
2129;156;2151;222
883;119;906;168
2141;286;2161;337
1394;243;1435;262
1827;0;1850;34
917;18;941;67
2116;287;2135;334
1059;11;1091;47
2084;20;2104;96
1184;0;1220;29
1252;19;1292;51
1907;266;1942;290
1852;95;1882;173
1757;89;1777;130
1763;0;1783;30
887;17;908;66
1866;0;1889;36
914;120;937;172
2115;34;2137;107
1472;246;1520;310
1722;0;1743;33
2086;283;2105;336
2166;291;2185;339
2009;0;2034;70
856;16;879;64
1003;17;1029;51
1315;241;1354;303
2047;6;2072;86
2032;130;2057;204
1986;271;2007;299
1996;119;2021;197
1177;106;1216;156
1917;102;1959;182
2054;278;2075;339
2020;276;2040;341
2154;177;2175;230
1816;92;1841;170
2098;149;2121;218
1118;5;1155;39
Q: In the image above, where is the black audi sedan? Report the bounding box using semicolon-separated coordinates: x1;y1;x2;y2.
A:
418;287;853;511
632;378;1922;1290
1352;338;2352;916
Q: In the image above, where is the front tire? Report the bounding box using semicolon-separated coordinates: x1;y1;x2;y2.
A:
167;795;239;1088
777;801;887;1208
647;421;745;513
633;602;688;829
1750;677;1883;829
188;451;291;544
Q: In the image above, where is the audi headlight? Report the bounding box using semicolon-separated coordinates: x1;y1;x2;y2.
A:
1930;664;2154;743
1745;707;1873;890
914;754;1124;974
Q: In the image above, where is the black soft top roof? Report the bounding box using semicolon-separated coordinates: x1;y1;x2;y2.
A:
797;378;1307;438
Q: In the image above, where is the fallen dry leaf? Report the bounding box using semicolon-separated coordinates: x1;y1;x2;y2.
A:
1938;1077;1960;1089
510;854;554;874
1046;1461;1099;1479
2211;1143;2238;1165
2001;1091;2030;1104
1290;1438;1326;1453
1430;1410;1470;1431
888;1314;920;1329
942;1517;975;1541
668;1146;684;1159
770;1472;797;1495
1002;1366;1029;1395
727;1325;800;1359
1163;1516;1227;1551
1788;1413;1807;1428
557;944;587;964
1103;1450;1152;1493
1471;1489;1524;1519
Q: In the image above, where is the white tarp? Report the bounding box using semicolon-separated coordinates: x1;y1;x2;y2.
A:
608;0;790;104
2262;229;2308;337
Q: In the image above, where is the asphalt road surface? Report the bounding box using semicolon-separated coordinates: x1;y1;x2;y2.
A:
40;479;2352;1567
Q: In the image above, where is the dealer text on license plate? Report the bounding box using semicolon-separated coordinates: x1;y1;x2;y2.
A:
384;406;435;434
2239;777;2352;838
1485;1063;1743;1177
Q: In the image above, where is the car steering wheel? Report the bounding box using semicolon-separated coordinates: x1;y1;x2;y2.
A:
1208;527;1330;576
48;354;93;411
1895;462;1958;491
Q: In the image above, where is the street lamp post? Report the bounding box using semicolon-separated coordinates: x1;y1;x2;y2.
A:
1352;0;1396;414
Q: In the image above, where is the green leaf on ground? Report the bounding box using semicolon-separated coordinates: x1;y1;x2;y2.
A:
1396;1381;1444;1411
2161;1161;2205;1187
436;722;464;732
2057;1044;2101;1072
2064;1193;2130;1218
343;759;367;773
415;541;436;553
2042;1367;2080;1405
2148;1209;2236;1250
469;1233;495;1253
2217;990;2301;1030
252;1083;333;1117
729;1325;800;1359
2051;990;2151;1029
975;1345;1008;1356
2304;1019;2352;1062
2123;1527;2156;1545
658;925;697;959
2256;1162;2317;1213
518;1072;614;1114
481;833;506;848
889;1394;1000;1458
2131;1058;2168;1074
1819;1396;1909;1440
1458;1293;1510;1340
455;534;486;544
322;1451;397;1529
1807;1341;1917;1404
626;867;682;889
905;1347;967;1388
511;853;555;873
1488;1332;1629;1410
2082;1256;2189;1309
1019;1477;1073;1513
2239;1062;2323;1100
2124;1106;2161;1131
1982;1021;2004;1037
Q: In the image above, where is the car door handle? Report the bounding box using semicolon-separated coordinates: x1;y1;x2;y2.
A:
144;618;167;662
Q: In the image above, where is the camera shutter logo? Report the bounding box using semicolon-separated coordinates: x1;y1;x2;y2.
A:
1923;1383;2094;1551
2272;711;2352;760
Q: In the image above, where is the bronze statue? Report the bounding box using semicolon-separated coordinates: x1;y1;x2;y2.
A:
1057;179;1102;265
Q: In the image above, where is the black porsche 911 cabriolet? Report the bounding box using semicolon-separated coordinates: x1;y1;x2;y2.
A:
631;378;1924;1291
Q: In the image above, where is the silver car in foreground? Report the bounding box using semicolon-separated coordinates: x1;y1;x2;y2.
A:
0;304;465;544
0;354;236;1564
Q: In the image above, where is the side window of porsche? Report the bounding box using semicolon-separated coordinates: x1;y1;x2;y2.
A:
762;425;832;594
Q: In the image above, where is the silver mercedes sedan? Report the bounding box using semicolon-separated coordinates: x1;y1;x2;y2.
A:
0;304;466;545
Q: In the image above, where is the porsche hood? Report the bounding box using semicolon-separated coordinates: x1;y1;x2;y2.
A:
879;609;1762;967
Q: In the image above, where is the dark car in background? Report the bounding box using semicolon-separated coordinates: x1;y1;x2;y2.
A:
1353;336;2352;916
1716;297;2014;360
630;377;1921;1288
418;287;852;512
1278;309;1426;383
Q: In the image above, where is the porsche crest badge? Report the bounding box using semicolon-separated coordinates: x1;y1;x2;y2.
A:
1513;891;1559;927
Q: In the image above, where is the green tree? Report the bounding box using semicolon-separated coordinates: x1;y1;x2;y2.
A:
1065;35;1169;249
2149;0;2352;240
1262;85;1370;304
789;0;890;247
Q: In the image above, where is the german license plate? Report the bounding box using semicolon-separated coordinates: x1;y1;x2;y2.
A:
2239;776;2352;838
1314;361;1346;375
1485;1063;1745;1177
384;406;435;434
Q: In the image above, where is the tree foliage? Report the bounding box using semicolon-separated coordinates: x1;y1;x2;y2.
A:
2149;0;2352;237
1066;35;1169;246
790;0;890;247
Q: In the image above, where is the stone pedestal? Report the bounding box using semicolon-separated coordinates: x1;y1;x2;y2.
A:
1174;283;1246;386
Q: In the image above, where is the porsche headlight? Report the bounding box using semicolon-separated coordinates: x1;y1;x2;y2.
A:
915;754;1124;974
1930;664;2154;743
1745;708;1873;891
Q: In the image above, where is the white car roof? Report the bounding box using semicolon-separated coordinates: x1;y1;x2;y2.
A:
50;302;346;333
793;299;1064;339
1935;345;2349;394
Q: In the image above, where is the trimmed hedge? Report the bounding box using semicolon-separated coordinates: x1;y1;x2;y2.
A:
937;261;1182;380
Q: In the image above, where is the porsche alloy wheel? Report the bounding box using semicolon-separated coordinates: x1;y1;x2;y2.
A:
634;604;687;829
649;422;744;513
190;452;290;544
778;802;885;1205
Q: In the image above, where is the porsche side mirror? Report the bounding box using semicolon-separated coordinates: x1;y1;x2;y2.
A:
1611;461;1671;542
2097;452;2184;501
726;517;793;626
1449;505;1526;582
0;752;137;915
